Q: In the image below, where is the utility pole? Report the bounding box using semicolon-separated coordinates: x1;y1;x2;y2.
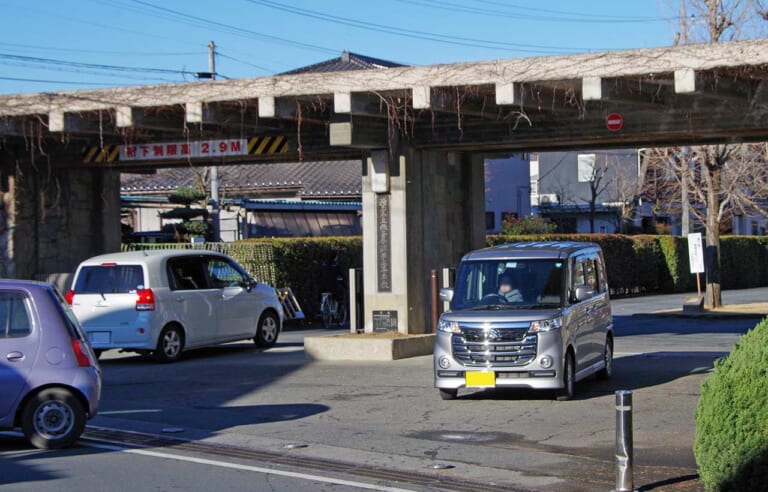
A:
207;40;221;242
679;1;691;236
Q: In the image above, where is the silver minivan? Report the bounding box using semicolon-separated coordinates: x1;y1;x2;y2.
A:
434;241;613;401
67;250;284;362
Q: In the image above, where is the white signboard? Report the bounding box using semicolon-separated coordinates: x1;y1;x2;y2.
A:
577;154;596;182
120;138;247;161
687;232;705;274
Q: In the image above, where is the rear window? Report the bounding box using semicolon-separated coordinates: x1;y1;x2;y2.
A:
74;265;145;294
0;291;32;338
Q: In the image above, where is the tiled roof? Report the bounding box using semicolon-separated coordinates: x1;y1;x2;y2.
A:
120;160;362;200
280;50;404;75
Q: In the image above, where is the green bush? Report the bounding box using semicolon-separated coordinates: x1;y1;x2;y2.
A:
125;238;363;319
694;318;768;491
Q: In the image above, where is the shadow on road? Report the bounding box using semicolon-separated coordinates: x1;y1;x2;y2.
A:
613;314;758;337
454;350;719;401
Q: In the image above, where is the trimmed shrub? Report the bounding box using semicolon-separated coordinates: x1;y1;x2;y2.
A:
125;237;363;318
694;318;768;491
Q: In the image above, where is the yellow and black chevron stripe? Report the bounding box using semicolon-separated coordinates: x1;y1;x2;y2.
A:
82;145;119;163
247;135;288;155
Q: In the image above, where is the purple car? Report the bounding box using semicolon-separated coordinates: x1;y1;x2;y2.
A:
0;280;101;449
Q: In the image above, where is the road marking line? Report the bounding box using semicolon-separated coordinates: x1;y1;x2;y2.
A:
83;441;416;492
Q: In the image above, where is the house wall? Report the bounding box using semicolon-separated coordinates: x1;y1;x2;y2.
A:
484;154;531;233
535;149;640;233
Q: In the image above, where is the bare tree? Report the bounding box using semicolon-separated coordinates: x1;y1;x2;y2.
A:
649;0;768;308
579;154;612;233
606;154;644;233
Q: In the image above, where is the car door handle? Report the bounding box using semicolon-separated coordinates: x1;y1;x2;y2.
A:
6;351;24;362
175;297;185;302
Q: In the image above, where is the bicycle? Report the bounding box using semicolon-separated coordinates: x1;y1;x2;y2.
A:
320;291;347;328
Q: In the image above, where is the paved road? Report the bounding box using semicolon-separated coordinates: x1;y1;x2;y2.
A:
1;291;764;491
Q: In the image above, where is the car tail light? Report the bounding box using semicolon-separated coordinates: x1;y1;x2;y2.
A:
71;338;94;367
65;290;75;305
136;288;155;311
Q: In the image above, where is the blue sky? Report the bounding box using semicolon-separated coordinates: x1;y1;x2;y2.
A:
0;0;680;95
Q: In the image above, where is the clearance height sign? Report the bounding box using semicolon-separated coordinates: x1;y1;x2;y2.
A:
120;138;247;161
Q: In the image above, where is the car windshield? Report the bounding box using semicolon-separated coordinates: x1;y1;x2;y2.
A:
451;259;564;311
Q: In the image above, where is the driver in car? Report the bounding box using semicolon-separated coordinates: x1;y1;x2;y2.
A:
498;273;523;302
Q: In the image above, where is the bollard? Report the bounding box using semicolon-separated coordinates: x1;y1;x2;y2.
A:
615;390;634;491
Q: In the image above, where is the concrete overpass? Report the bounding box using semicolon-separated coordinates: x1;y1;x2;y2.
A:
1;39;767;333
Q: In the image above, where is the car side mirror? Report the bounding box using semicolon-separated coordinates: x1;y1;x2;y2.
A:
243;278;257;292
575;284;595;302
439;288;454;303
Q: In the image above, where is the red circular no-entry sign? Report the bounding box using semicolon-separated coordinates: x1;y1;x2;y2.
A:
606;113;624;132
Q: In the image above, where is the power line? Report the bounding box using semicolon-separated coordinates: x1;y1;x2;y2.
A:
0;75;118;86
243;0;602;54
123;0;338;55
0;53;186;75
0;60;183;83
462;0;673;22
0;41;201;57
215;51;275;74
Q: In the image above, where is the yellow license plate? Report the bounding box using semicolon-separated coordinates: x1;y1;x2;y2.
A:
465;371;495;388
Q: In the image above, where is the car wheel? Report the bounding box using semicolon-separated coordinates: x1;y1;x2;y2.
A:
153;325;184;363
556;351;576;401
596;337;613;380
21;388;86;449
254;311;279;348
438;388;458;400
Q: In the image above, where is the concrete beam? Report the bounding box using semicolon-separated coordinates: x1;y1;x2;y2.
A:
675;69;696;94
2;40;768;116
329;117;388;149
257;96;297;119
48;111;108;133
582;77;606;101
0;117;24;136
185;101;217;124
334;92;352;114
412;86;431;110
495;82;523;106
116;106;142;128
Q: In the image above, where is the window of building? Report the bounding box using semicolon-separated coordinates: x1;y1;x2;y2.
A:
485;212;495;230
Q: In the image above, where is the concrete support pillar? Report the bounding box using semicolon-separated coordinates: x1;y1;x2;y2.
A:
0;144;120;281
361;147;485;334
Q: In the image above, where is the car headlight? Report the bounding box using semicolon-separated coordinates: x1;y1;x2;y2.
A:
437;320;460;333
529;317;563;333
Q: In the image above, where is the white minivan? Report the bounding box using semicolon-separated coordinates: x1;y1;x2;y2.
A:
67;250;284;362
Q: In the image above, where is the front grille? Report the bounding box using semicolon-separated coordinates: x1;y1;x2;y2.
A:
452;323;537;367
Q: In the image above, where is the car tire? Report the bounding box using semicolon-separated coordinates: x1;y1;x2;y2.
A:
438;388;458;400
596;337;613;380
254;311;279;348
556;351;576;401
21;388;86;450
153;325;184;363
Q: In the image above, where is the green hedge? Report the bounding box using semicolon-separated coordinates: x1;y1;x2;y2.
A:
487;234;768;295
125;234;768;313
124;238;362;319
694;318;768;491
